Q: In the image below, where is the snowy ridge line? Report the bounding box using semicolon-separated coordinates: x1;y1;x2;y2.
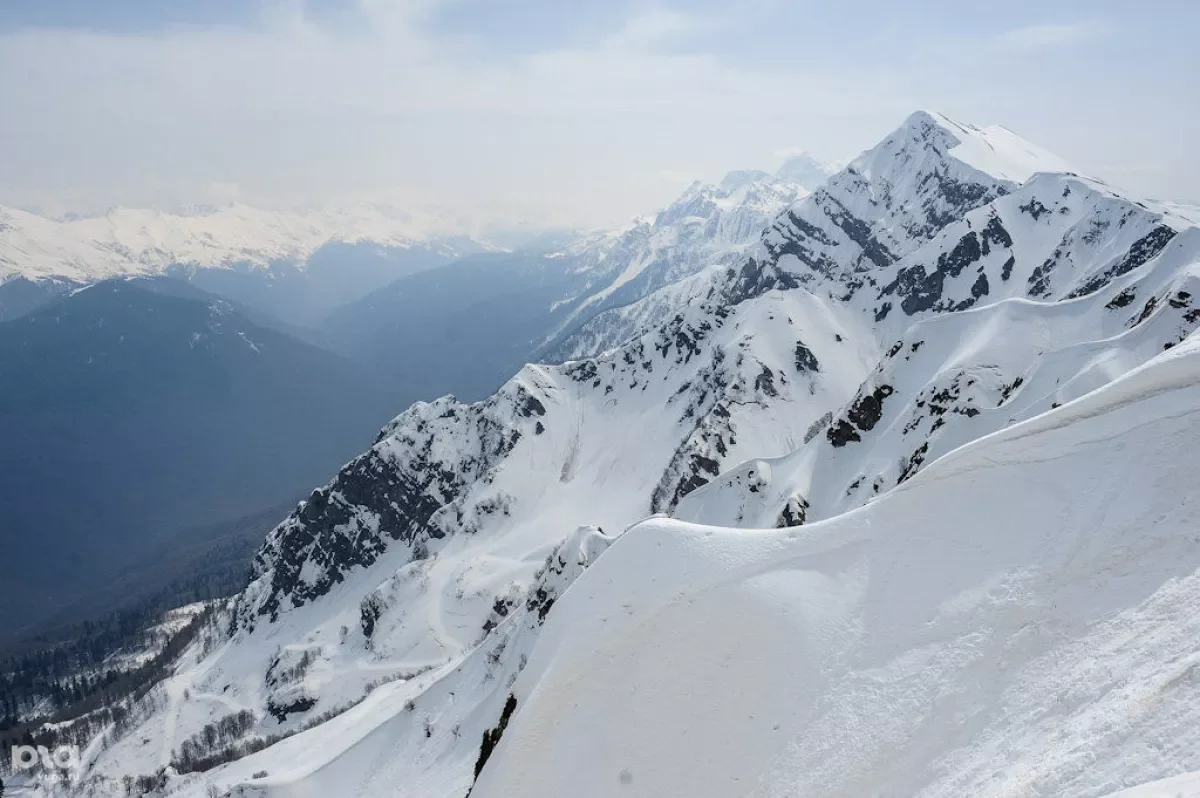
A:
672;155;1200;530
472;333;1200;797
907;327;1200;481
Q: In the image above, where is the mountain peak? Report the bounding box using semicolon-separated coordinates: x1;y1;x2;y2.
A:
891;109;1074;184
717;169;775;192
775;153;834;189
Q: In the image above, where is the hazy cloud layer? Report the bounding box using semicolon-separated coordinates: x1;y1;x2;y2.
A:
1;0;1196;228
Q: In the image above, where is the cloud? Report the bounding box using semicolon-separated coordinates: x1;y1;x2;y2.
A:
0;3;1193;228
604;9;702;52
0;2;903;227
773;146;812;158
995;21;1113;50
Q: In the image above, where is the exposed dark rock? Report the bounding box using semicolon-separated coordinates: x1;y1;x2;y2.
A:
241;391;529;625
473;694;518;782
898;442;930;484
980;215;1014;252
516;393;546;418
999;376;1025;405
793;341;820;373
971;271;990;301
1106;288;1137;309
266;697;316;723
823;195;897;270
360;594;384;639
882;226;990;315
827;384;896;448
1018;199;1049;221
917;168;998;233
725;258;803;306
775;495;810;528
755;365;778;397
827;418;861;447
481;596;516;634
1132;295;1158;327
1000;256;1015;281
1067;225;1177;299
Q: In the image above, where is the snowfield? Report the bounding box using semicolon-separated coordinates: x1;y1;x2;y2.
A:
477;334;1200;798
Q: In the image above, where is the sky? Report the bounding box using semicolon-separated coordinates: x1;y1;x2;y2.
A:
0;0;1197;230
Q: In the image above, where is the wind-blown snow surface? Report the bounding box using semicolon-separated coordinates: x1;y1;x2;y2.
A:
1104;771;1200;798
69;111;1200;797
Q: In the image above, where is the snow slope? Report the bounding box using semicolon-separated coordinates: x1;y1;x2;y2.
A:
475;332;1200;798
1103;771;1200;798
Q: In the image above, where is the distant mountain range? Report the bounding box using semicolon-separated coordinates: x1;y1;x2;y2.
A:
322;159;822;401
0;202;505;325
0;158;834;647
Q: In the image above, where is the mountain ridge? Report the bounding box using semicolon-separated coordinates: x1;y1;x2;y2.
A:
37;111;1200;798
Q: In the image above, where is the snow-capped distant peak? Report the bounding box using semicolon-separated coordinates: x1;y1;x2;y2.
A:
717;169;776;192
0;202;492;286
775;152;835;190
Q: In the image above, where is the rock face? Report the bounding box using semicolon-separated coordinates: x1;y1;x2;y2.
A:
238;378;545;626
78;111;1200;798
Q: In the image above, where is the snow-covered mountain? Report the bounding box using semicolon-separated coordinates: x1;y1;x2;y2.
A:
774;151;837;191
320;165;818;399
49;111;1200;798
539;165;813;359
541;113;1076;362
1;164;818;333
0;203;502;325
0;203;476;284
